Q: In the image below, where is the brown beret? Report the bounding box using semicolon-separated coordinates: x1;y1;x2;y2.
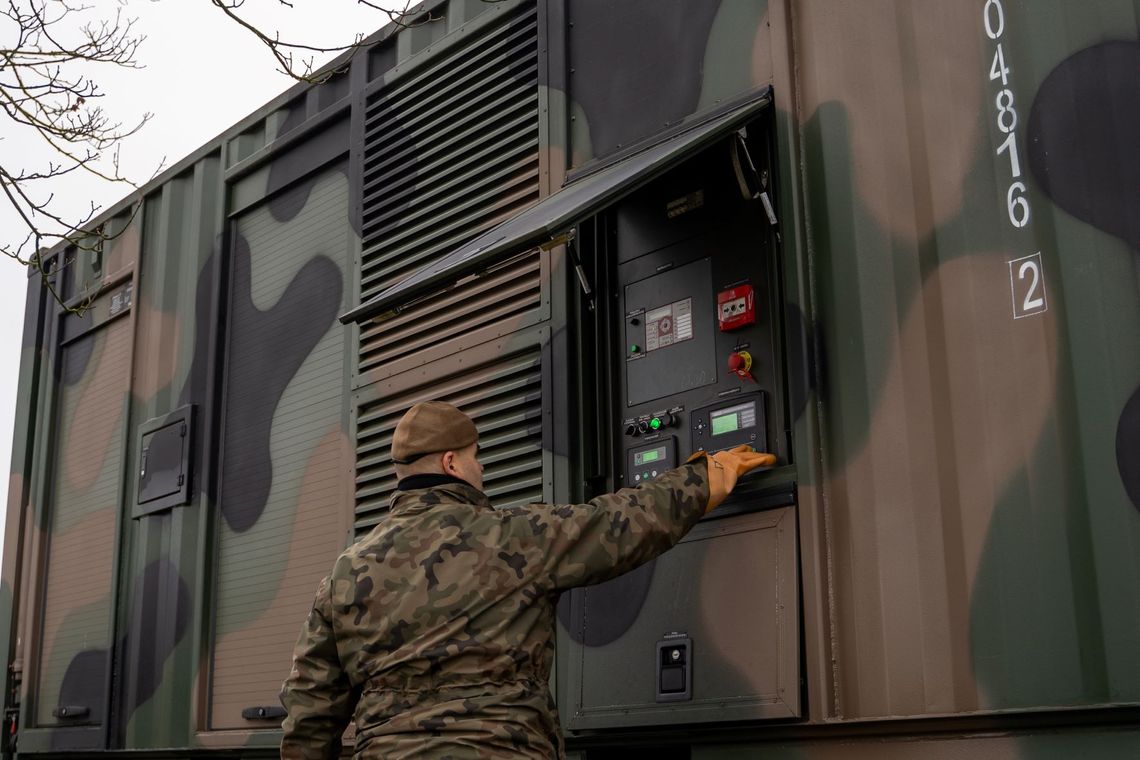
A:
391;401;478;464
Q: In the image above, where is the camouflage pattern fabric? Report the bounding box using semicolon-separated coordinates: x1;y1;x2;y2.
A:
280;458;711;759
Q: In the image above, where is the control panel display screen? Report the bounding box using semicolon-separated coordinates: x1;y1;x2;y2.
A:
710;401;756;436
635;446;667;466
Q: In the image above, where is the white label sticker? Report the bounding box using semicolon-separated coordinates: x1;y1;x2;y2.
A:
645;298;694;352
1008;251;1047;319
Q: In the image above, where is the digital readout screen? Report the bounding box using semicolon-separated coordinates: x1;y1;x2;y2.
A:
710;401;757;436
634;446;666;466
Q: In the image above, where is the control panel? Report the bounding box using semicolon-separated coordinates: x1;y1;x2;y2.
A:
614;147;787;494
564;110;800;732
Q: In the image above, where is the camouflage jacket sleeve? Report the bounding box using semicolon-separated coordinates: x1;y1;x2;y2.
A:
279;576;357;760
527;458;710;591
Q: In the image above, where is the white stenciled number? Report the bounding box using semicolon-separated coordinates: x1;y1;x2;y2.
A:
990;43;1010;85
996;132;1021;177
1008;252;1047;319
995;89;1018;132
1007;182;1030;227
1018;259;1044;311
984;0;1005;39
984;0;1031;231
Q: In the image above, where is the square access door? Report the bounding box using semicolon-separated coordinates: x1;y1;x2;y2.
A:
134;405;194;516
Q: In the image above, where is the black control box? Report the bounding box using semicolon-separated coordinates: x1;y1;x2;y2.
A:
626;437;677;485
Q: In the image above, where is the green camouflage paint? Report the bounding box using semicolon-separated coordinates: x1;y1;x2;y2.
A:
2;1;1139;758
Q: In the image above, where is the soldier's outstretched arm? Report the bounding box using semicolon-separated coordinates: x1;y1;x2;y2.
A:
280;577;356;760
527;458;711;591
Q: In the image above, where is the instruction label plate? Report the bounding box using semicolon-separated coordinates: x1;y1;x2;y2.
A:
645;298;693;352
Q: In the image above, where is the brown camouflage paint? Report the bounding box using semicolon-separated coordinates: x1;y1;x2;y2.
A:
2;0;1139;757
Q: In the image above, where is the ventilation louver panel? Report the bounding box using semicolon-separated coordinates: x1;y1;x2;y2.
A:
359;3;541;372
355;346;544;535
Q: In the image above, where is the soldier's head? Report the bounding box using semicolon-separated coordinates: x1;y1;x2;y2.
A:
391;400;483;490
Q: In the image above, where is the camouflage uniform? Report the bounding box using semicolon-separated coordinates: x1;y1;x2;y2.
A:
280;458;710;759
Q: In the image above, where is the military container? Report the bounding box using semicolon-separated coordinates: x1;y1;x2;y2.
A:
3;0;1139;757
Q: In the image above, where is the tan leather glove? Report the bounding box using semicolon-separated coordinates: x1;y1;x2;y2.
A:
687;444;777;511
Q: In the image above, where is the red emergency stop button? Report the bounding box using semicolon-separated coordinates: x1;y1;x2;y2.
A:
728;351;755;382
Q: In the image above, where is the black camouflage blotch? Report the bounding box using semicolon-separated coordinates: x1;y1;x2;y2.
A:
51;558;192;747
387;619;413;650
267;105;356;229
59;332;95;386
498;551;527;580
438;514;463;530
351;574;375;626
420;531;476;587
177;243;221;400
683;464;703;488
526;513;548;536
219;234;343;533
176;245;223;501
567;0;723;159
608;512;630;536
1117;384;1140;512
362;533;397;564
786;304;816;421
505;723;530;747
551;504;574;519
124;558;192;712
559;559;658;647
1027;41;1140;249
52;649;106;727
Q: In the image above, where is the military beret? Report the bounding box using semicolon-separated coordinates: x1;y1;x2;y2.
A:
391;400;478;464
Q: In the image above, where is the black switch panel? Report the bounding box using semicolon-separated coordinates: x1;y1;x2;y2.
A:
656;636;693;702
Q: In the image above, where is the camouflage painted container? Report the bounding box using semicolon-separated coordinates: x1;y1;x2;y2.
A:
3;0;1139;758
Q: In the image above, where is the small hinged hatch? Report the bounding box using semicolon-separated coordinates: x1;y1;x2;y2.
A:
135;405;194;516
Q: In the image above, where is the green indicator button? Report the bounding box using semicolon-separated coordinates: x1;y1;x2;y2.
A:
649;417;662;430
630;344;640;354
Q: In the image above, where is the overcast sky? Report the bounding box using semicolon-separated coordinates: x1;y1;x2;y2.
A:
0;0;406;551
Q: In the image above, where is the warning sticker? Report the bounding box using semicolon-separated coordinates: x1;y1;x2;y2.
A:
645;298;693;352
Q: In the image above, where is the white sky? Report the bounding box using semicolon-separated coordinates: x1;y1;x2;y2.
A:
0;1;408;551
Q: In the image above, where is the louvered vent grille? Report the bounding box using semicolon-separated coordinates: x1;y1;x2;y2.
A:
359;4;541;371
355;347;544;535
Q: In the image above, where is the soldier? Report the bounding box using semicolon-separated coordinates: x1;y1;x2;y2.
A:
280;400;774;759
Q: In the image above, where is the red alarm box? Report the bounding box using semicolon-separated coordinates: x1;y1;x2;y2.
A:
717;284;755;331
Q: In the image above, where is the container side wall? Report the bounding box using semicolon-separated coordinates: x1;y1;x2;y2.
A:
791;0;1140;718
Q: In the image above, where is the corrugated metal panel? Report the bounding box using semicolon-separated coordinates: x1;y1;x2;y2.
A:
355;346;544;535
35;319;130;726
210;170;351;729
358;2;541;372
792;0;1140;719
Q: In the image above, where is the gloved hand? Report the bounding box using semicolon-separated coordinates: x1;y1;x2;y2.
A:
688;445;776;511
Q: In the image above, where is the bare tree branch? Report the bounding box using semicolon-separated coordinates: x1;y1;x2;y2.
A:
0;0;153;311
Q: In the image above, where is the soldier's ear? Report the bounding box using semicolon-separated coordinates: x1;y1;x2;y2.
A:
441;450;457;474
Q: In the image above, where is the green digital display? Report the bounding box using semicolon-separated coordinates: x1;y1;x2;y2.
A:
634;446;666;466
709;401;757;437
711;412;740;436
